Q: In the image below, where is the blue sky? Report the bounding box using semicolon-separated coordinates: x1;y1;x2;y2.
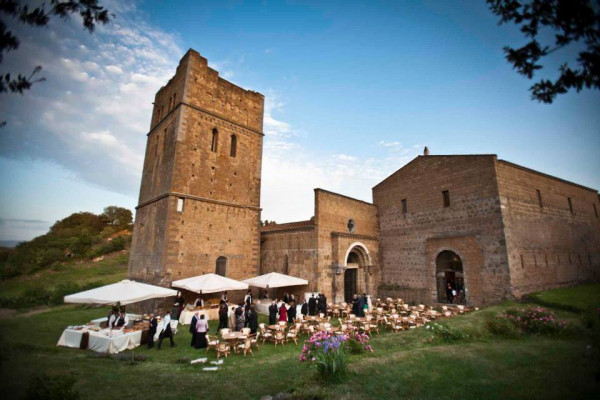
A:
0;0;598;241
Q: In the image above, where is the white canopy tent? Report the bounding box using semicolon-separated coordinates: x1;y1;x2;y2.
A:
171;273;248;294
242;272;308;289
63;279;178;305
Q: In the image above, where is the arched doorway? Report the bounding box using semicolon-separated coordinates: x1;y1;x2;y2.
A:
344;246;368;303
436;250;466;304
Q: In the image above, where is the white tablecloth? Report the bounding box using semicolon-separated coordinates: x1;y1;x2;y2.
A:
57;328;142;354
90;313;141;328
179;308;218;325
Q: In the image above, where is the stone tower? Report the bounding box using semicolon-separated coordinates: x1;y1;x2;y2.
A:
128;49;264;286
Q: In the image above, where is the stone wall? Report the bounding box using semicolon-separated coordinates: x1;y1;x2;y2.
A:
314;189;379;302
260;222;317;298
496;160;600;297
373;155;511;305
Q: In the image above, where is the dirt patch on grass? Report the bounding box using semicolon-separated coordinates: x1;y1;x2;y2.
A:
0;308;17;319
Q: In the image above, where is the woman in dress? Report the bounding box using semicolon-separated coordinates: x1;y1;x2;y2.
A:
194;314;209;349
278;302;288;323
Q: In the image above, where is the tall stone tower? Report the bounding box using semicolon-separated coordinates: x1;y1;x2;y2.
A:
128;49;264;287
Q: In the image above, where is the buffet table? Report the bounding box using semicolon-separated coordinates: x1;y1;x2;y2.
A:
57;327;142;354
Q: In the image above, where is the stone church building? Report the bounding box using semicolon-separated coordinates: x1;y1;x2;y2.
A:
128;50;600;306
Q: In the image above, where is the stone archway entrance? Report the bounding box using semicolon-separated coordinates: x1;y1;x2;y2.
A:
436;250;466;304
344;246;368;303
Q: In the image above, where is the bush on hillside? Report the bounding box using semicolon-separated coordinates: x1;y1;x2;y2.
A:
87;236;129;259
0;280;103;308
425;322;470;343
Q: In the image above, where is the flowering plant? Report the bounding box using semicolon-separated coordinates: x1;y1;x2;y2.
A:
347;332;374;354
504;306;567;335
299;331;349;382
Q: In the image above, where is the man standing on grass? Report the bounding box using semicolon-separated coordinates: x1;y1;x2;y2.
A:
189;311;199;347
157;310;177;349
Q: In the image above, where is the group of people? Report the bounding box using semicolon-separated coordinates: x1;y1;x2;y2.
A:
187;289;261;349
147;309;177;350
106;306;129;330
266;292;328;325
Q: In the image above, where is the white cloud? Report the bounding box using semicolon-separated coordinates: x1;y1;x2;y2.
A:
0;1;183;196
260;94;418;223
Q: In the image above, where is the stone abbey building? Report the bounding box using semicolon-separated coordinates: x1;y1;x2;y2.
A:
128;50;600;305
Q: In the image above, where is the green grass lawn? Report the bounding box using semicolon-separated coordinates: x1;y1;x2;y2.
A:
526;283;600;312
1;289;599;400
0;252;128;299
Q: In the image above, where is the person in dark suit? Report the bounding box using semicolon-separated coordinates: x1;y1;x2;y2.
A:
189;311;199;347
319;294;327;314
356;294;365;317
218;300;228;331
287;300;296;324
300;300;308;317
157;310;176;349
268;300;278;325
308;294;317;316
147;313;158;349
247;305;259;334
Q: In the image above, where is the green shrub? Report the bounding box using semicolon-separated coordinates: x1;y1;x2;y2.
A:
24;373;79;400
88;236;128;259
425;322;469;343
486;315;522;338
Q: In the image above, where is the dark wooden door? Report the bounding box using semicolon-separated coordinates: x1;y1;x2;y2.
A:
344;268;357;303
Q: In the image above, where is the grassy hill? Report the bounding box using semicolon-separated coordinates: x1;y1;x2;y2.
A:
0;284;598;399
0;250;128;309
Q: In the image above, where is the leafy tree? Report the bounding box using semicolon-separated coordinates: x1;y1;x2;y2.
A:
0;0;112;94
487;0;600;103
49;211;104;235
101;206;133;228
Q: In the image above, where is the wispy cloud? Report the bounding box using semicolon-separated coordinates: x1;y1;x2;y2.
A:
261;95;419;223
0;1;183;197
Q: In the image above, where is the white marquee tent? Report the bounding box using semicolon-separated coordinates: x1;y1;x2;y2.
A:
63;279;178;305
171;273;248;294
242;272;308;289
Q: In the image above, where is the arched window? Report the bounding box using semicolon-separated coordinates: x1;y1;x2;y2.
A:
216;256;227;277
230;134;237;157
211;128;218;152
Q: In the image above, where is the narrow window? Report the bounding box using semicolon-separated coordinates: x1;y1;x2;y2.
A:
173;92;177;108
216;256;227;277
588;254;592;265
211;128;218;152
544;253;548;267
568;197;573;213
568;253;572;265
442;190;450;207
536;189;543;208
177;197;184;213
594;203;598;218
534;253;537;267
230;134;237;157
401;199;407;214
578;253;582;264
520;254;524;269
